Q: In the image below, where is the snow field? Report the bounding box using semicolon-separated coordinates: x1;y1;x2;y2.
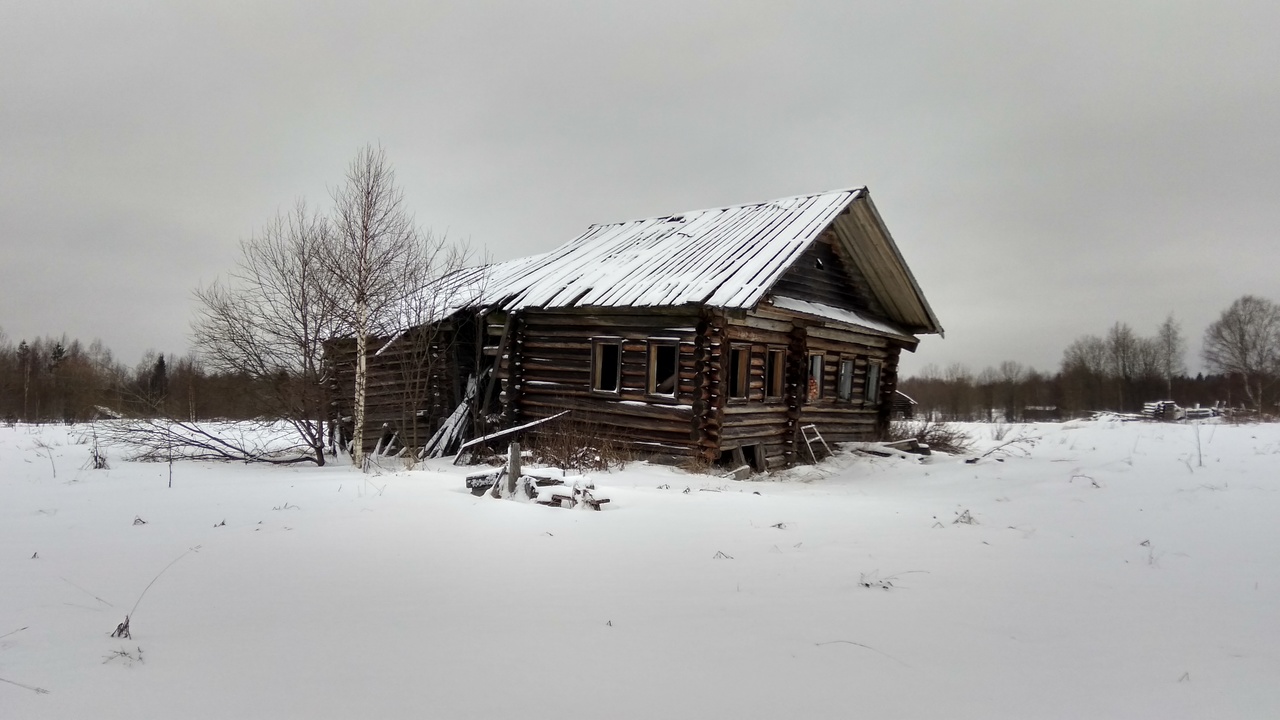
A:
2;419;1279;718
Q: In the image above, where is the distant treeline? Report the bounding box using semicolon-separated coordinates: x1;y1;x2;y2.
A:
899;308;1269;421
7;295;1277;427
899;362;1236;422
0;331;266;423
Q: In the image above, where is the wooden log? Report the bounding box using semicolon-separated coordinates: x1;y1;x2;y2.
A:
722;325;793;345
721;412;791;427
520;394;693;421
720;424;789;442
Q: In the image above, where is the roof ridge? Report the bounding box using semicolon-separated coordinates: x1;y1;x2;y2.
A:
582;186;866;230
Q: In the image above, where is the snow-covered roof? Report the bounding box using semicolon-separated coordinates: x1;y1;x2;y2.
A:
767;296;916;342
430;187;942;335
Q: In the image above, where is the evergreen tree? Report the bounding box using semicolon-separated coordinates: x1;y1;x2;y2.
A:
17;340;31;421
150;353;169;411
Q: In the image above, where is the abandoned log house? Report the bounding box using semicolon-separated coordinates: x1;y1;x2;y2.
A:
327;187;943;471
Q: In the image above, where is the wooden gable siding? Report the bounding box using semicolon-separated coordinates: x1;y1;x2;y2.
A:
501;308;707;460
769;232;887;319
830;197;940;334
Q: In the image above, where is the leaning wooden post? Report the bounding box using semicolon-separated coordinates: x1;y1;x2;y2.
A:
507;441;521;495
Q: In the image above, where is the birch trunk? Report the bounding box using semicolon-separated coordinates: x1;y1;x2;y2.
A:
353;299;368;468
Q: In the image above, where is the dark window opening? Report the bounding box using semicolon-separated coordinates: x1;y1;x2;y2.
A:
764;348;785;399
728;346;750;399
593;340;621;393
649;341;678;396
715;444;764;474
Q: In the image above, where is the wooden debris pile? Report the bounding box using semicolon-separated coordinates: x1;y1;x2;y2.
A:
466;468;609;511
849;439;931;460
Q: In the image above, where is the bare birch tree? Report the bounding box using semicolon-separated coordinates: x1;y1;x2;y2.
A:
324;144;426;468
191;200;336;464
1203;295;1280;414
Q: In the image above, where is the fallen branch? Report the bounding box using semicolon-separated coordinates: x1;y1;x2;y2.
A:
966;430;1041;464
814;640;912;667
95;419;319;465
0;676;50;695
59;577;114;607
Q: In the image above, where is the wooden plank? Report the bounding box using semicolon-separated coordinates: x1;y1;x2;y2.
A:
803;326;893;348
457;410;570;451
729;314;794;334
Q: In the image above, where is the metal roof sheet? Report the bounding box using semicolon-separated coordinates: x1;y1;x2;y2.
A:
413;186;942;337
482;188;863;312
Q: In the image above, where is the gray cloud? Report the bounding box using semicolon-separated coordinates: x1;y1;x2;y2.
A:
3;1;1277;376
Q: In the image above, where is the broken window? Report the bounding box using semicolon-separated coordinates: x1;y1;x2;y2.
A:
592;338;622;393
864;361;882;406
807;354;825;401
764;348;785;400
728;345;750;399
838;358;855;401
648;340;678;397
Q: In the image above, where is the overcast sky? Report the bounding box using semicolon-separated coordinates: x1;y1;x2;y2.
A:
3;1;1278;377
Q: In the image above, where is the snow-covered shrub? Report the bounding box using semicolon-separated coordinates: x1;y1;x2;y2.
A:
990;422;1010;441
887;419;973;454
525;415;631;472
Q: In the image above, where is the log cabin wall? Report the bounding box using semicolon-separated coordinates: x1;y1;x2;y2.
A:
720;308;906;470
792;322;900;445
325;320;468;455
503;307;707;461
710;229;908;469
717;312;799;472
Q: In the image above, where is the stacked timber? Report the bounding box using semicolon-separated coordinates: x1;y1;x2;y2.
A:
690;311;725;463
784;324;807;468
501;314;527;427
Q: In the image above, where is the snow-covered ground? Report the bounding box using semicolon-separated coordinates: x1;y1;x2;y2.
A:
3;419;1279;719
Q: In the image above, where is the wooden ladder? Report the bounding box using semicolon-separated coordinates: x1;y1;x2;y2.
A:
800;424;831;463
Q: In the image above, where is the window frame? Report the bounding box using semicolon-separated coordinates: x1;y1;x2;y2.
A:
864;360;882;407
807;353;825;401
763;346;786;401
837;357;855;401
647;338;680;398
591;336;623;394
727;344;751;401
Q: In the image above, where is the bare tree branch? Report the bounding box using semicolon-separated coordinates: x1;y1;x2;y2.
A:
97;419;319;464
1203;295;1280;413
190;200;335;464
